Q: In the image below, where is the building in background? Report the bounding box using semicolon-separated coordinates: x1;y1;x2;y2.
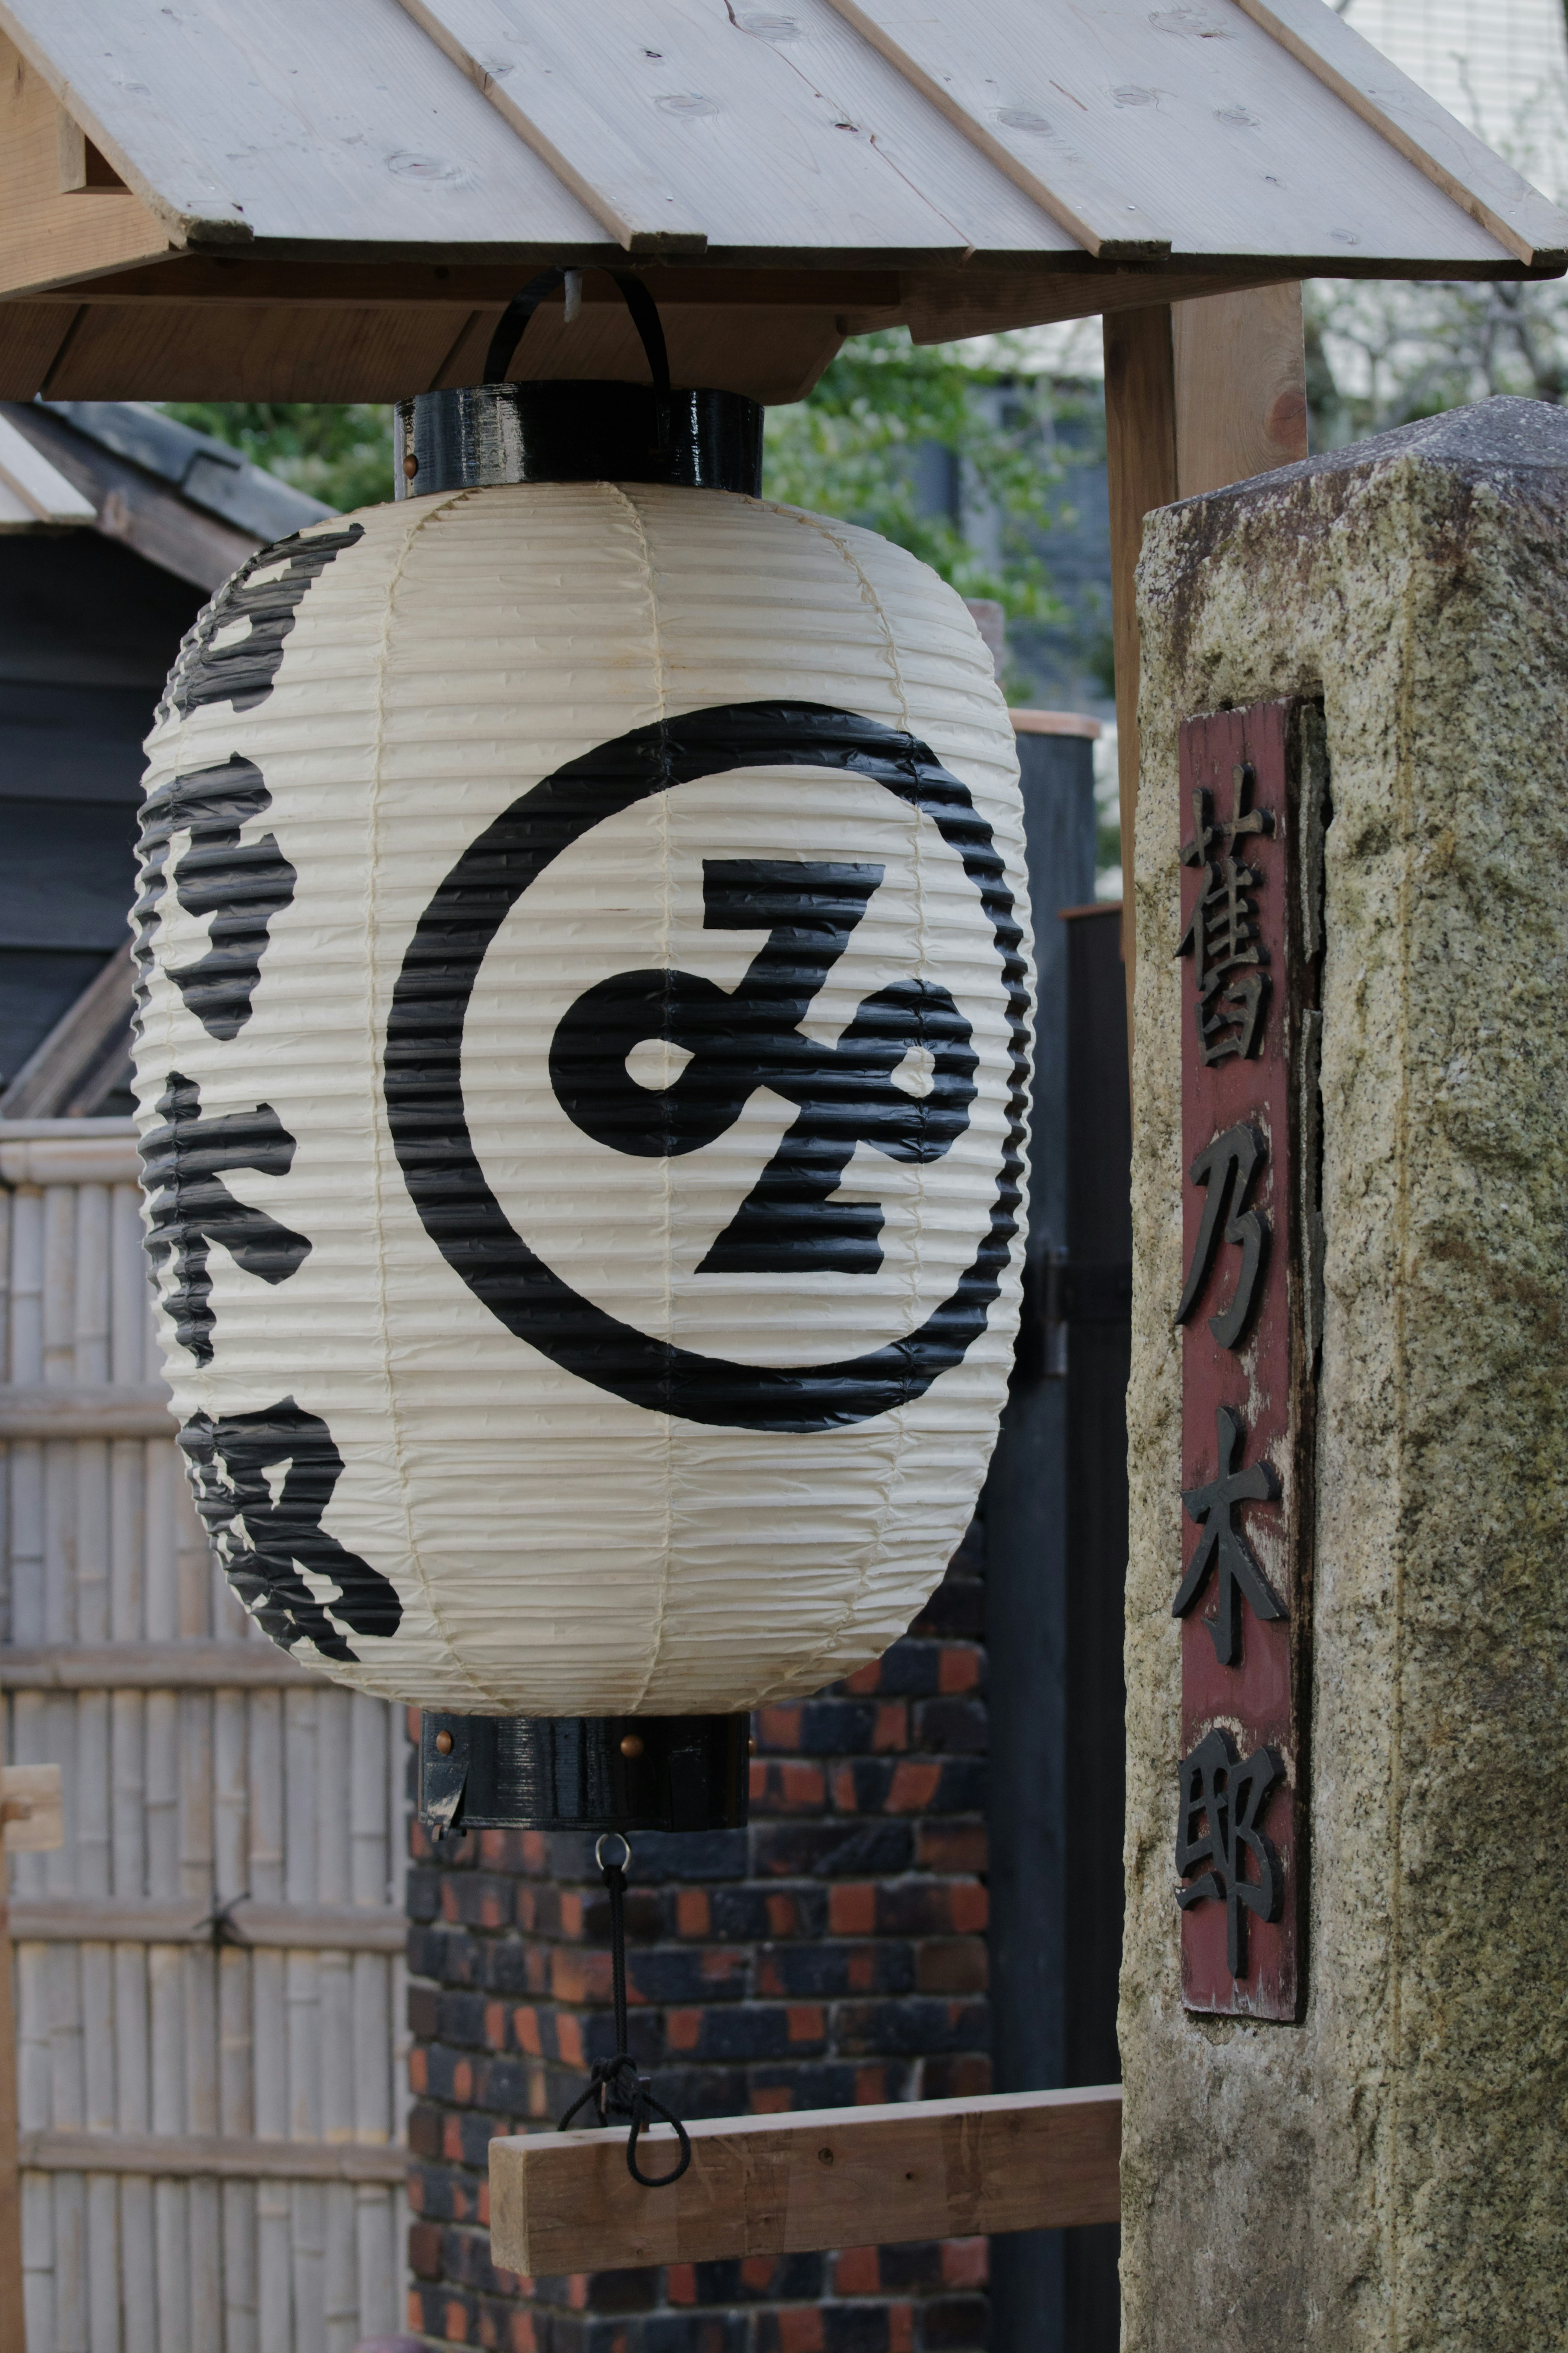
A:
0;402;330;1117
1341;0;1568;190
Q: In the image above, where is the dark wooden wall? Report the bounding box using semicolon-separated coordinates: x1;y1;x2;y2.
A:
985;737;1129;2353
0;532;202;1093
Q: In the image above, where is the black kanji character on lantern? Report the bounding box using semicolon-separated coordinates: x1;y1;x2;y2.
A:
1176;1726;1284;1978
140;1073;312;1365
132;756;297;1041
179;1398;401;1663
161;522;365;718
1175;1122;1269;1349
1177;762;1274;1064
1173;1403;1284;1666
549;859;977;1275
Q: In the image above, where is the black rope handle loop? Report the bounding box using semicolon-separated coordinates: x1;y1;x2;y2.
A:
484;266;670;402
557;2053;637;2134
483;266;565;384
626;2080;693;2188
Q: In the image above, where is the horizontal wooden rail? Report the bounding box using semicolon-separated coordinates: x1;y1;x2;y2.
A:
0;1383;174;1439
8;1897;405;1952
490;2085;1121;2275
1009;708;1102;739
0;1132;139;1186
17;2130;408;2184
0;1641;316;1689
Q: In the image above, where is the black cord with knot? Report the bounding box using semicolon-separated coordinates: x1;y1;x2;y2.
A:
557;1833;691;2189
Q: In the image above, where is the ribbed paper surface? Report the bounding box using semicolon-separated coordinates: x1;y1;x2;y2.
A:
131;484;1033;1713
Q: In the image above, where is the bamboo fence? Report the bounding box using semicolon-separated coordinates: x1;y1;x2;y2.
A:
0;1122;410;2353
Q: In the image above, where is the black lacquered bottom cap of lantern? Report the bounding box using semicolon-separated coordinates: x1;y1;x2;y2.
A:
417;1712;750;1837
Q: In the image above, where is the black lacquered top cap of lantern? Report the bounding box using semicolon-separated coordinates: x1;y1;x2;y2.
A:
398;265;763;498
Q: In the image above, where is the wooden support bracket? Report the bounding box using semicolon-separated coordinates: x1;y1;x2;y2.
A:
490;2085;1121;2277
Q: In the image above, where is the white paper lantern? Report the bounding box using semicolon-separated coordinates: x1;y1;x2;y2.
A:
131;468;1033;1720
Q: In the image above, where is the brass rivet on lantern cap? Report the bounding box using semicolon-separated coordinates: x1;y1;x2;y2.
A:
748;1736;757;1754
434;1729;453;1754
619;1733;644;1759
402;451;419;479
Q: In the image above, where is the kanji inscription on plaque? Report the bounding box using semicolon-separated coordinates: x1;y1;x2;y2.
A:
1174;698;1324;2021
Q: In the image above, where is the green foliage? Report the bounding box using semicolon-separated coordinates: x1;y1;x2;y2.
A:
160;402;394;513
165;335;1083;629
762;329;1081;623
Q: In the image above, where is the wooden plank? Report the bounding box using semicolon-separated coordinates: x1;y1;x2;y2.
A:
398;0;957;260
0;0;1553;293
818;0;1163;259
0;0;603;258
0;1386;173;1442
0;32;170;303
1229;0;1568;267
15;2128;408;2185
37;258;906;309
39;295;484;406
0;1645;317;1693
1010;711;1101;740
8;1900;406;1954
401;0;1067;261
0;1129;139;1187
898;263;1283;344
685;0;1076;258
490;2086;1122;2275
820;0;1519;269
17;284;851;406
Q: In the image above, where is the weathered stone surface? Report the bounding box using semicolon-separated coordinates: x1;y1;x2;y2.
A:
1123;397;1568;2350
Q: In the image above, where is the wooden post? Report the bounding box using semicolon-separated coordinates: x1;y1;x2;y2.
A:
1;1764;63;2353
0;1888;25;2353
1104;283;1309;1035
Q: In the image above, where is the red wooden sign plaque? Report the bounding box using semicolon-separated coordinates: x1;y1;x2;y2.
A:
1175;696;1322;2022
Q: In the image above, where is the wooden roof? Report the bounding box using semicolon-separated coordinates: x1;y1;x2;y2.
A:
1;0;1564;404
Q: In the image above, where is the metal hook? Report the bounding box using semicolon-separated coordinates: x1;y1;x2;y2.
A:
595;1830;632;1875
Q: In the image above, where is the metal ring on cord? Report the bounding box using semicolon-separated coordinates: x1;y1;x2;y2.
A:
595;1831;632;1874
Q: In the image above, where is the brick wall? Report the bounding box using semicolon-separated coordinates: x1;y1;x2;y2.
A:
406;1526;991;2353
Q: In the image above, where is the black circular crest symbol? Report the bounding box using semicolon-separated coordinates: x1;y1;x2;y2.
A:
384;701;1028;1433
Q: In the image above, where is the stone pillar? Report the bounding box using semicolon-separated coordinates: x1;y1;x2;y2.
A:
1121;397;1568;2348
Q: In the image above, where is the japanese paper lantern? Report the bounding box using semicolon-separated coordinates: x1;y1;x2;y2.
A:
130;377;1032;1824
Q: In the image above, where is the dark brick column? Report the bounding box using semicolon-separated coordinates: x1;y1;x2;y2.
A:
405;1529;991;2353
